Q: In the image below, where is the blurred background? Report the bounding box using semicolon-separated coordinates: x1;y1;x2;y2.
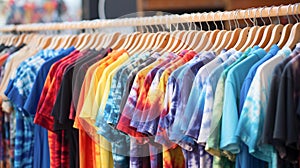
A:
0;0;298;26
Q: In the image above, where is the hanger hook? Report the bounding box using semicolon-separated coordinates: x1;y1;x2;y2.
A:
291;4;298;23
206;12;211;31
188;14;194;31
243;8;249;27
228;11;232;30
254;7;260;25
295;3;300;23
235;9;240;28
212;11;218;29
268;5;274;24
198;12;204;31
261;6;266;25
175;17;179;31
287;4;291;24
149;20;154;33
155;17;160;32
248;8;255;26
220;11;225;30
180;21;185;31
167;16;173;32
145;22;149;33
233;10;238;28
277;4;282;24
161;16;166;32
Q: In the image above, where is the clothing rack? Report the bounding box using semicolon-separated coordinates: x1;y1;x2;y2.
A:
0;3;299;33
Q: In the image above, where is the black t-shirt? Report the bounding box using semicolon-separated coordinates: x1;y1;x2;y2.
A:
51;49;107;168
263;56;293;145
70;48;112;119
273;55;300;165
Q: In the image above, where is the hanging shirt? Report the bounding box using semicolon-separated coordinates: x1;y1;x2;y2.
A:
93;52;151;168
52;49;105;168
73;50;114;168
205;47;253;161
34;50;81;131
136;52;187;135
69;49;110;120
272;54;300;165
105;53;160;128
78;50;124;143
173;53;218;168
234;46;281;168
236;48;292;168
0;46;39;107
167;52;215;146
138;50;196;138
239;45;279;112
155;61;190;148
24;47;75;168
5;49;66;168
82;51;131;168
197;51;240;144
34;49;82;168
73;50;119;129
221;47;266;154
262;44;300;168
102;52;151;129
116;53;174;139
178;50;234;145
130;54;178;131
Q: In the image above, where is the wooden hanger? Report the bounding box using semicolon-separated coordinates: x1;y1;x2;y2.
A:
128;23;153;54
284;3;300;49
240;8;260;52
210;12;227;51
202;12;221;51
215;17;235;54
30;34;42;49
158;24;180;54
53;36;64;50
15;33;26;47
178;21;199;51
277;5;293;48
184;30;198;50
90;32;105;49
77;33;92;51
168;30;186;53
232;9;251;51
188;25;205;50
111;34;126;50
81;30;99;50
131;23;158;54
124;32;140;51
264;5;284;51
73;33;86;49
47;33;59;49
194;12;213;52
56;35;68;49
64;34;77;48
6;35;14;46
104;32;122;49
257;7;276;49
116;33;133;50
23;33;34;46
248;8;266;48
173;22;191;53
127;32;143;54
184;14;204;51
151;23;170;52
41;36;52;49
